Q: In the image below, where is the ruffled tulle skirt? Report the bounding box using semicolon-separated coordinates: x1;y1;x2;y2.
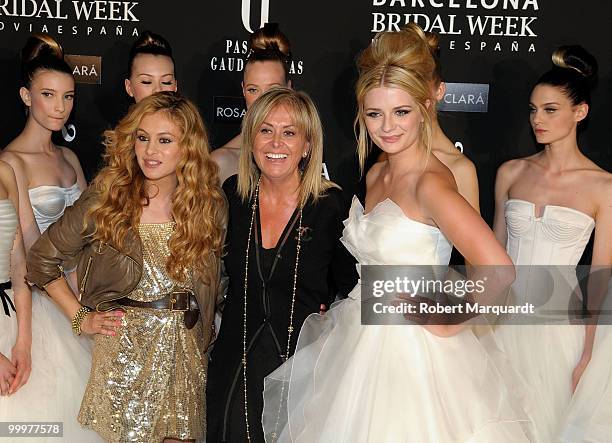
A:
0;289;102;442
558;280;612;443
495;323;584;442
263;286;531;442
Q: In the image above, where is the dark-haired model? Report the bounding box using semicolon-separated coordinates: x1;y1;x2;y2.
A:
125;30;177;103
493;46;612;442
0;34;101;442
212;23;292;185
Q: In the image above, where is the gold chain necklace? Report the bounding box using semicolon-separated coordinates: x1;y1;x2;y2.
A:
242;180;303;443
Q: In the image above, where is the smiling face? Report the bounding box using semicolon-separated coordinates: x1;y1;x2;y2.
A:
363;86;425;155
252;103;309;184
125;54;177;103
529;83;587;145
242;60;289;108
20;69;75;132
134;111;182;188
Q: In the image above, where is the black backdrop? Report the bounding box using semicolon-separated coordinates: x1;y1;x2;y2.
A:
1;0;610;231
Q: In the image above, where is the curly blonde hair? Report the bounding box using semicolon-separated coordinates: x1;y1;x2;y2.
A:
87;91;225;283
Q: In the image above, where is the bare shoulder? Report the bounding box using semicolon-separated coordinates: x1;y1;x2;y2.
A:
0;149;27;176
591;167;612;206
211;146;241;172
59;146;79;164
448;153;477;178
0;161;18;198
0;160;16;186
415;165;456;202
496;156;532;185
211;146;240;161
365;161;385;188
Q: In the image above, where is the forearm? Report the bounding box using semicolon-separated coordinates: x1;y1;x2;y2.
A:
581;323;596;360
43;278;83;321
13;287;32;348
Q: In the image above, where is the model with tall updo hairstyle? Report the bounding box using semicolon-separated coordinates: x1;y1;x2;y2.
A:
20;33;72;88
212;22;293;184
375;25;480;216
260;24;530;442
494;45;612;443
124;30;177;103
0;33;102;442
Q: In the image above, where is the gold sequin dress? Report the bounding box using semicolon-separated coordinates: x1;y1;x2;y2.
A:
79;222;206;443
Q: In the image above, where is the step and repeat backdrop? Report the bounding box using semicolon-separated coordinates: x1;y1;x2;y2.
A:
0;0;610;228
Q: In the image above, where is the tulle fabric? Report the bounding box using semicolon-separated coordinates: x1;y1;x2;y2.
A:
262;198;530;442
0;289;102;443
263;289;530;442
559;281;612;443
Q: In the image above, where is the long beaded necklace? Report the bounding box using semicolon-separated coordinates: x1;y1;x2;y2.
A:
242;180;303;443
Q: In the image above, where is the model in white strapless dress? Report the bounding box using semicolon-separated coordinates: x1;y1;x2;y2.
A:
0;184;101;442
262;197;530;442
497;199;610;442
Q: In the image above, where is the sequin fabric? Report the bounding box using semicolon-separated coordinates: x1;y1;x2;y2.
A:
78;222;206;442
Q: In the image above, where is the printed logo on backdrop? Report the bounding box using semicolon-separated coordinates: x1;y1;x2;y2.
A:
0;1;141;37
213;96;246;123
371;0;542;53
210;0;304;74
242;0;269;33
64;54;102;84
437;82;489;112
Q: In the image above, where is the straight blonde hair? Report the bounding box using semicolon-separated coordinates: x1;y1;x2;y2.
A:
238;87;338;207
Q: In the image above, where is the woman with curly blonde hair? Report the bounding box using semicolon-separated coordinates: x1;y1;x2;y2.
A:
27;91;227;443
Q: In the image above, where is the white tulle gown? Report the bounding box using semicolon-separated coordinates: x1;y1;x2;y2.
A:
497;199;611;442
560;277;612;442
262;197;530;443
0;184;101;442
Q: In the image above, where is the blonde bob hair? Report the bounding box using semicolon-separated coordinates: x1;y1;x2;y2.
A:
238;87;337;207
354;23;437;173
87;91;225;283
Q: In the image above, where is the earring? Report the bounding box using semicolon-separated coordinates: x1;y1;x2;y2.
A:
302;152;308;158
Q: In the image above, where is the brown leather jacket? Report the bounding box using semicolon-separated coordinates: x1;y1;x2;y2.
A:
26;188;228;350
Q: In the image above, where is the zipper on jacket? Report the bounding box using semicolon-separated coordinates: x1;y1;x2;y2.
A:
79;256;93;296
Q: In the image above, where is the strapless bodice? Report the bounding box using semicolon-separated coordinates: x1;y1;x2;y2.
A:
0;199;18;283
341;197;453;266
505;199;595;266
28;183;81;233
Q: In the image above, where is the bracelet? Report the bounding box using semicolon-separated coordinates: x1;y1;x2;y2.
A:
71;306;92;335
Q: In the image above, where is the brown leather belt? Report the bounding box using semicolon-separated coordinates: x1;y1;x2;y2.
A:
117;290;200;329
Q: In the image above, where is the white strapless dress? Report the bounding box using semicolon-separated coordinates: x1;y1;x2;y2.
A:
0;184;101;442
262;197;530;442
497;199;611;442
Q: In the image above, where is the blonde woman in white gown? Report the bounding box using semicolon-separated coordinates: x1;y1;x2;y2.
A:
0;33;101;442
262;25;530;443
493;46;612;442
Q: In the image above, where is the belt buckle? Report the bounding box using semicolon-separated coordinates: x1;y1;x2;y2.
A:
169;290;190;312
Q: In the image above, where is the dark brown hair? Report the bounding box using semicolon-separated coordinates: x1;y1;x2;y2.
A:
127;30;175;77
21;33;72;88
246;23;291;79
536;45;598;106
